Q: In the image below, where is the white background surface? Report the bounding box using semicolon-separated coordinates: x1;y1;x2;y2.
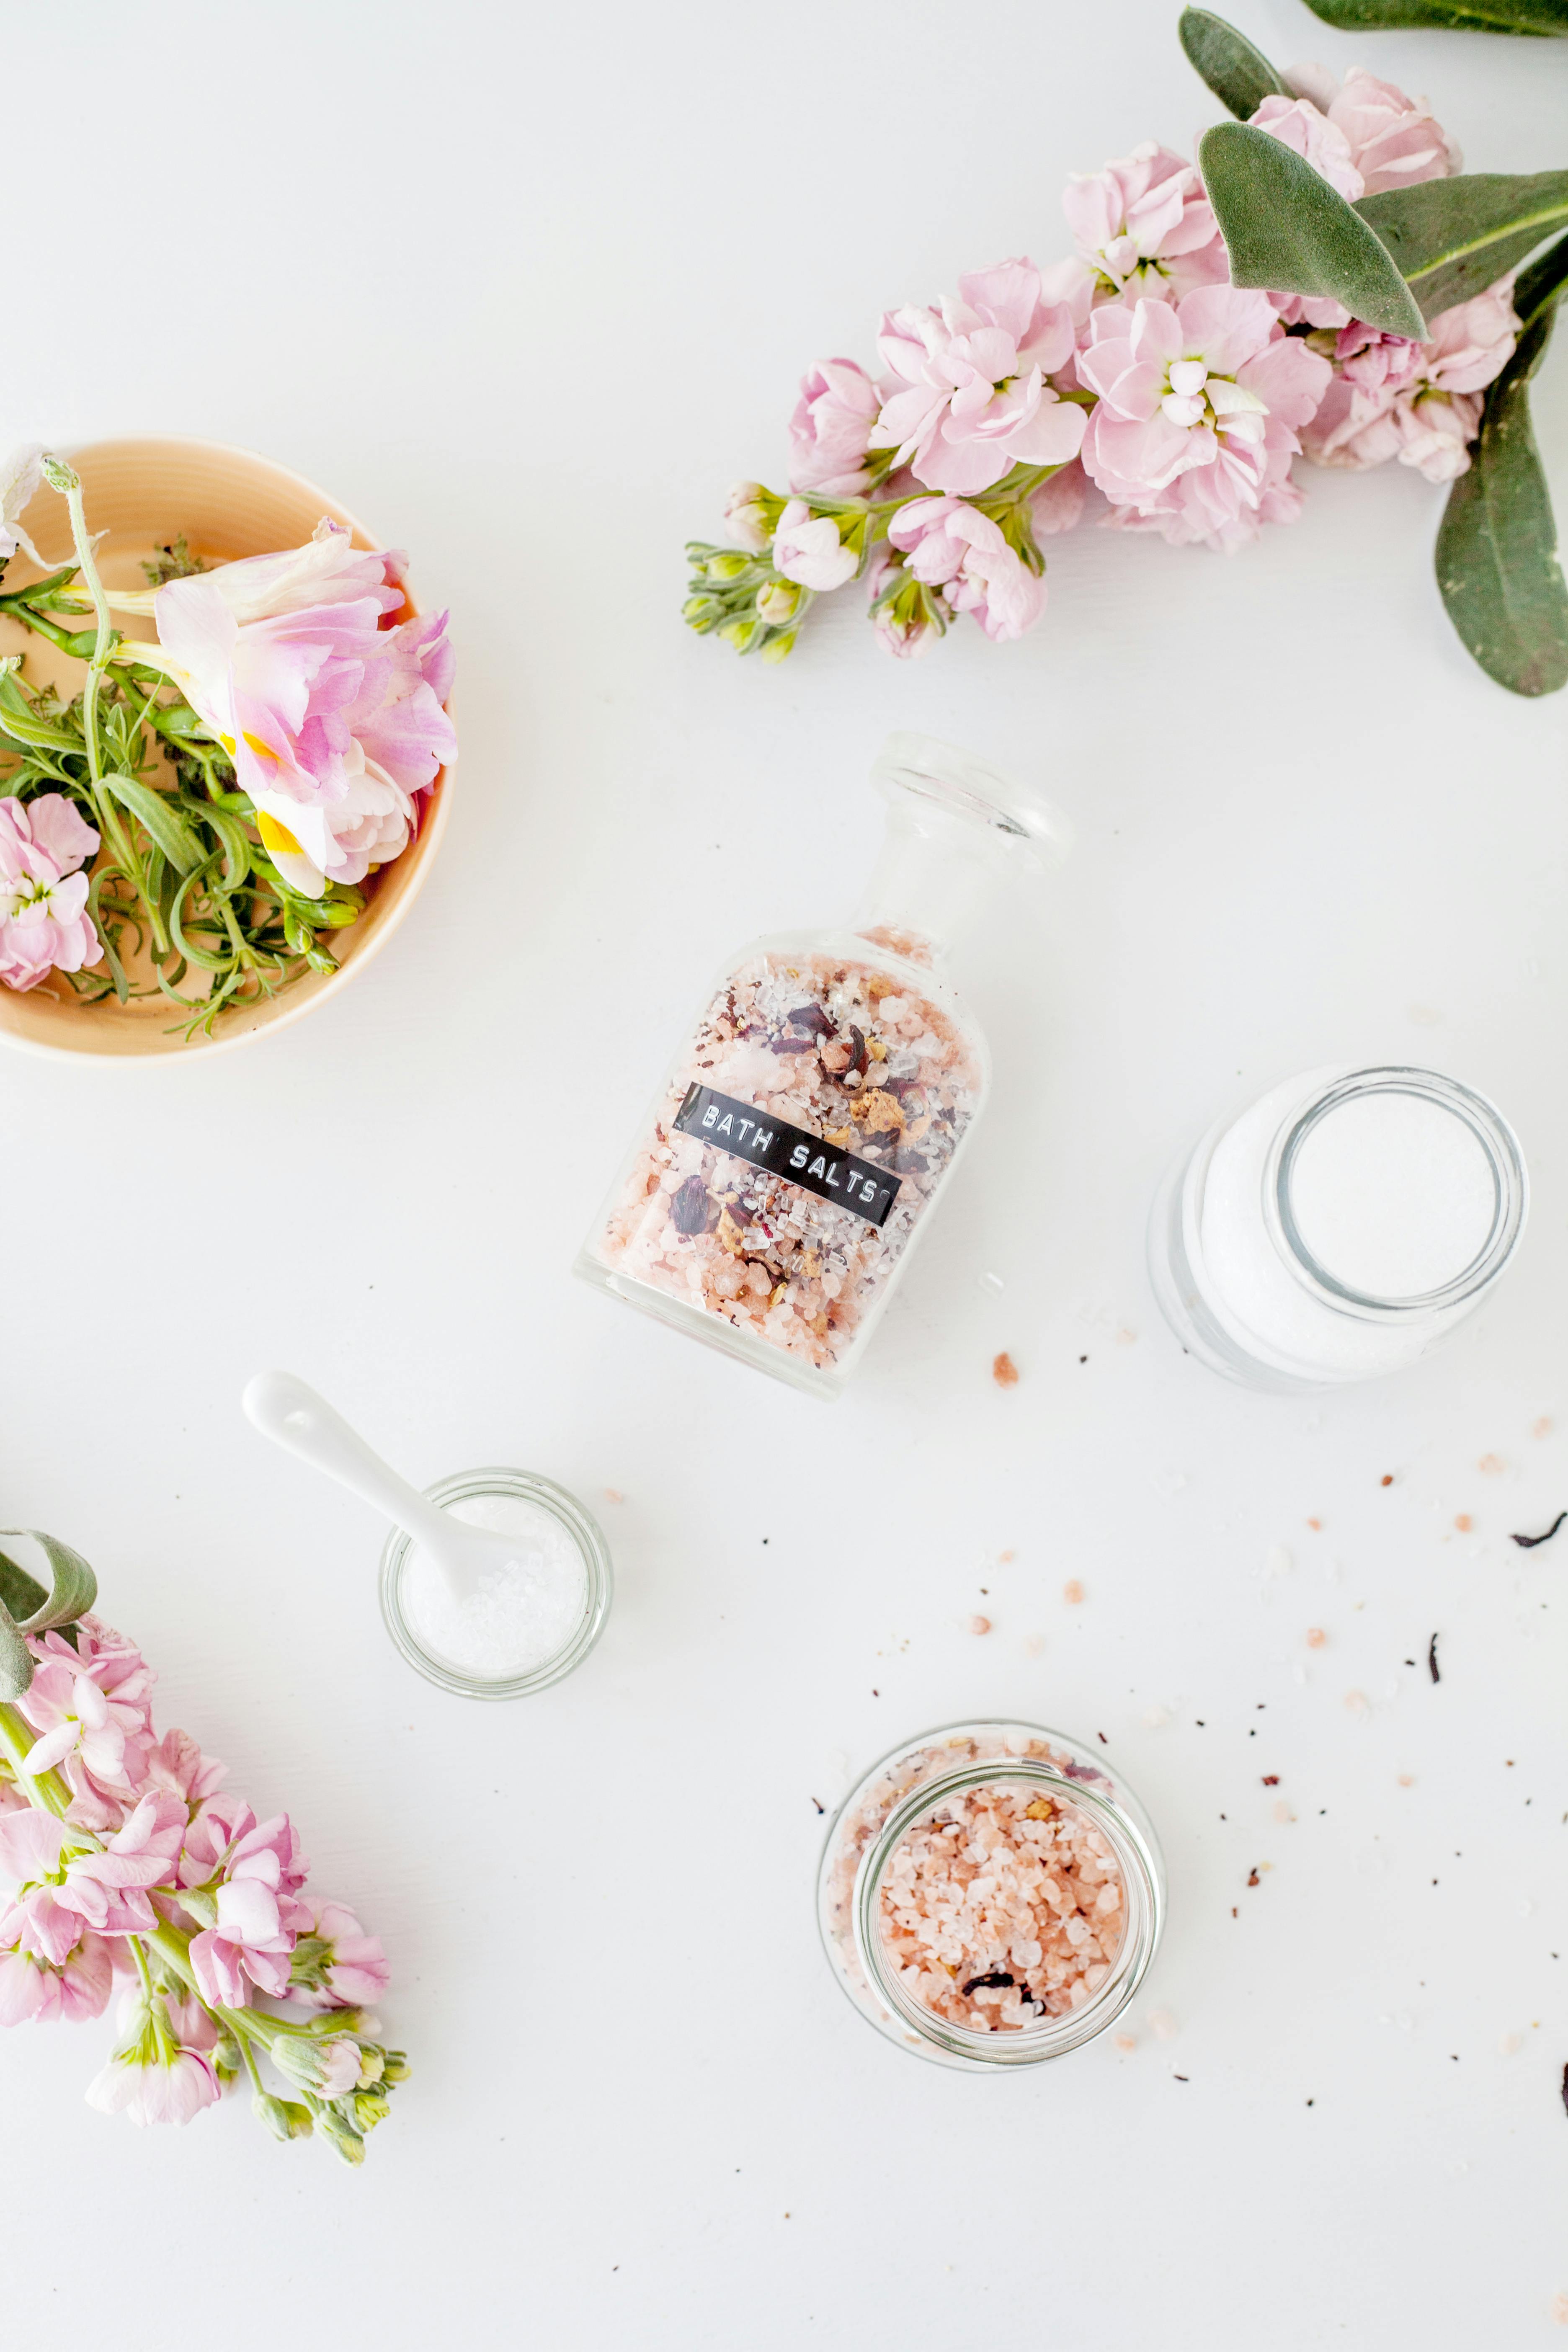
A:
5;3;1568;2344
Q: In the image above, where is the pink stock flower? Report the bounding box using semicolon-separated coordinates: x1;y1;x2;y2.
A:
0;794;102;993
0;1926;117;2027
1078;286;1332;550
148;520;456;899
20;1666;141;1786
1058;144;1228;305
788;359;885;495
870;260;1087;496
772;500;859;592
85;1990;220;2126
0;1810;77;1965
1286;64;1461;195
885;498;1046;644
1302;287;1517;482
183;1800;311;2006
1250;94;1364;200
289;1897;392;2010
144;1726;227;1816
54;1791;186;1939
722;480;774;553
17;1618;156;1829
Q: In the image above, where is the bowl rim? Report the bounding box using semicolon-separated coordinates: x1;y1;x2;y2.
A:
0;434;454;1065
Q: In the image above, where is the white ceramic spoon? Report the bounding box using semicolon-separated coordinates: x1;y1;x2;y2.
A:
241;1369;512;1602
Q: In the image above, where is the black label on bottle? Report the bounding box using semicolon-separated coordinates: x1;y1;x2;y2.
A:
673;1084;902;1228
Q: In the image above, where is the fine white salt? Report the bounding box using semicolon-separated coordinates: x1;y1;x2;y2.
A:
400;1491;588;1679
1288;1088;1497;1300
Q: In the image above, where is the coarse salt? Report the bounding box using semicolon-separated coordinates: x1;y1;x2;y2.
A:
400;1491;588;1679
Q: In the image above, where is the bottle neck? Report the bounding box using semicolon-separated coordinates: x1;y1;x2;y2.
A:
850;803;1019;964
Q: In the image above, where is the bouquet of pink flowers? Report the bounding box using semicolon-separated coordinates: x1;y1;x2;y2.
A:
0;1532;403;2161
0;452;455;1031
686;8;1567;696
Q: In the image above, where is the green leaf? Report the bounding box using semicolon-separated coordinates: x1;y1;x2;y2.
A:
1357;173;1568;322
1178;8;1286;117
0;1530;97;1700
1436;303;1568;695
0;664;83;754
1512;225;1568;328
1199;123;1427;336
105;772;204;873
1304;0;1568;29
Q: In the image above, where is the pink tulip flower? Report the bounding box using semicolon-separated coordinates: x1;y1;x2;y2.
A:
1078;286;1331;550
147;520;455;900
871;260;1088;497
788;359;886;495
0;794;102;992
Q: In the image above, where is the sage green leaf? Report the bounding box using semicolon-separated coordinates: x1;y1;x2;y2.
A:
106;772;204;873
1199;123;1427;336
1358;173;1568;322
1305;0;1567;29
1178;8;1286;117
1436;303;1568;695
0;1530;97;1700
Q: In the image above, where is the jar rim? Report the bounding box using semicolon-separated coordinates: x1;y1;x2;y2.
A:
377;1467;613;1700
1267;1065;1527;1321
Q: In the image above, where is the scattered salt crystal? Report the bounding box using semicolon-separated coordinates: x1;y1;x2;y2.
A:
1550;2290;1568;2327
1398;1773;1415;1788
1272;1800;1295;1824
1023;1634;1045;1658
400;1491;588;1680
1142;1705;1171;1728
968;1614;992;1637
1534;1417;1553;1440
1147;2008;1178;2042
603;1486;625;1504
1260;1545;1292;1579
1478;1454;1506;1475
1113;2032;1137;2053
1499;2032;1523;2056
1063;1579;1085;1606
1306;1627;1327;1649
1344;1690;1371;1719
977;1270;1005;1296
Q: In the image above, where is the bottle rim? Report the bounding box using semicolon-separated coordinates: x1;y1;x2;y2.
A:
872;731;1074;872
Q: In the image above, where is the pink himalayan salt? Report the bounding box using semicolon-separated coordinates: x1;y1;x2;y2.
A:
877;1780;1124;2033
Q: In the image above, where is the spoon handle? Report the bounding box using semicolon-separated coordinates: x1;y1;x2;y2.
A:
241;1369;457;1563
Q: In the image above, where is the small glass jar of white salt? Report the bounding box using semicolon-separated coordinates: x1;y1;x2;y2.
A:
378;1470;612;1699
1148;1064;1527;1391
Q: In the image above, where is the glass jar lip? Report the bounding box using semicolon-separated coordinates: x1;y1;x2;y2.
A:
1266;1065;1527;1321
871;732;1074;872
377;1466;612;1700
828;1719;1164;2070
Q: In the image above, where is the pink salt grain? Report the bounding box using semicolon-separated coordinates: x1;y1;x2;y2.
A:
1305;1627;1327;1649
876;1782;1124;2032
1063;1580;1085;1606
968;1614;992;1637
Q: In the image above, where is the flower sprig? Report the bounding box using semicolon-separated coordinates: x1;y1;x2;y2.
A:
0;1535;402;2161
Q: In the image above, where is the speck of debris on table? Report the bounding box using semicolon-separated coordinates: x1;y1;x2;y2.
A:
1512;1511;1568;1550
1560;2063;1568;2121
1247;1867;1261;1888
810;1796;825;1814
1263;1774;1279;1786
1380;1474;1394;1488
992;1351;1019;1387
1078;1354;1088;1364
1428;1634;1441;1683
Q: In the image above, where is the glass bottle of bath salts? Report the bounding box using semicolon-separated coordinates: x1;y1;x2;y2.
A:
1148;1064;1527;1390
576;734;1072;1399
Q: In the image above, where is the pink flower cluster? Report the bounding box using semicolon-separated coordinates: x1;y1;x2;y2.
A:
704;64;1516;660
0;794;102;992
145;521;456;900
0;1612;391;2139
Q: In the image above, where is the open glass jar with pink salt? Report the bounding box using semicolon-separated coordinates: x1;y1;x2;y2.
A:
818;1720;1166;2071
575;733;1072;1398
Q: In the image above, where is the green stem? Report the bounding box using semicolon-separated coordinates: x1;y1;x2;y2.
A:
0;1701;73;1818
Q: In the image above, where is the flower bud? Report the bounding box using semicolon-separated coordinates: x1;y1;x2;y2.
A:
252;2090;314;2142
381;2050;411;2084
271;2031;362;2097
352;2090;392;2132
704;553;750;582
755;580;800;626
316;2108;366;2166
722;480;778;553
761;629;799;665
41;456;78;494
717;618;760;653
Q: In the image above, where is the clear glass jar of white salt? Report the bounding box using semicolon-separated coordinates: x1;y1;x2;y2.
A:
378;1470;612;1700
1148;1064;1527;1391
